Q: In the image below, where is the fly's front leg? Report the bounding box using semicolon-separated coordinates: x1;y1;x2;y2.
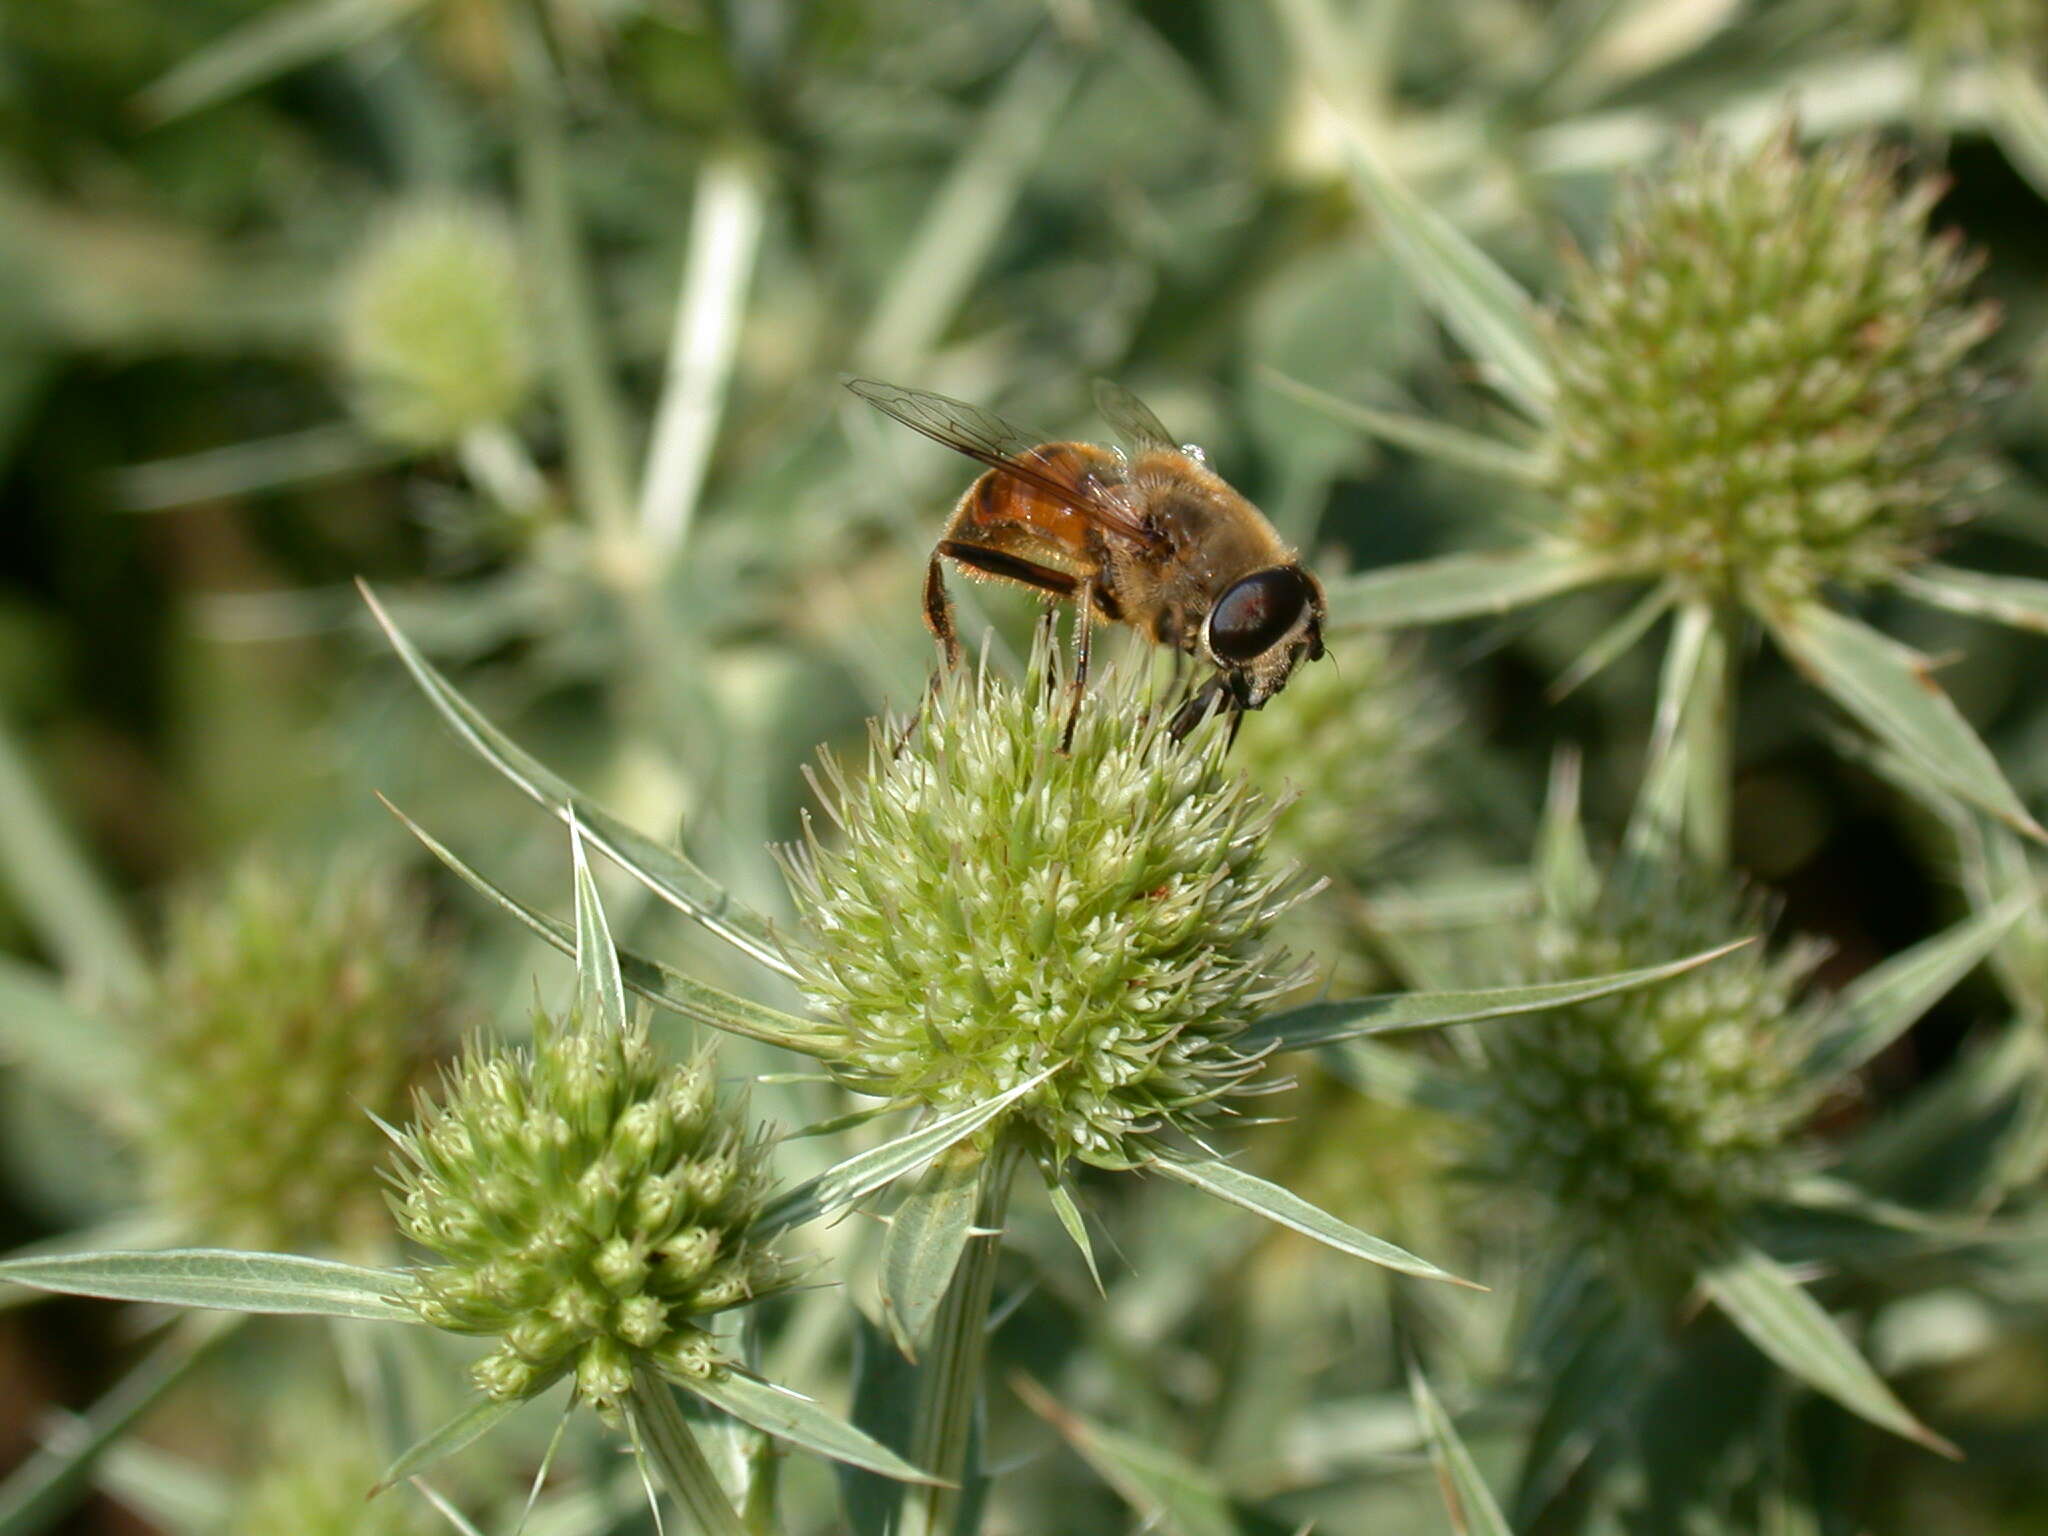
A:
923;551;962;670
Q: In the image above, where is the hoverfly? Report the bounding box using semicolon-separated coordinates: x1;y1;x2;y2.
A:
846;377;1326;742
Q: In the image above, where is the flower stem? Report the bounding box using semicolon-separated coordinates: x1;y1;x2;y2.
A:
899;1138;1021;1536
629;1368;750;1536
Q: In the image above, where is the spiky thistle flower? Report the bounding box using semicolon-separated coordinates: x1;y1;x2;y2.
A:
338;199;534;450
225;1421;432;1536
780;637;1310;1169
137;859;454;1255
388;1005;790;1411
1472;867;1826;1292
1548;127;1997;608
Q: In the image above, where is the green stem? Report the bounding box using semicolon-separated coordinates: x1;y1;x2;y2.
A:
628;1368;750;1536
900;1139;1022;1536
507;5;637;555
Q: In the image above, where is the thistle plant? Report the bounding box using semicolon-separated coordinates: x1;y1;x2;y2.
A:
138;859;453;1255
302;592;1745;1532
1303;120;2046;855
338;200;535;454
389;1010;789;1411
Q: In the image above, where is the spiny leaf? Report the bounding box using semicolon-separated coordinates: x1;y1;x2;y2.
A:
752;1070;1053;1240
1805;897;2028;1084
1765;599;2045;843
382;797;837;1057
1013;1374;1242;1536
1897;563;2048;636
0;1250;415;1323
137;0;428;122
569;815;627;1035
1258;369;1543;484
359;582;795;977
373;1394;533;1495
880;1147;984;1359
1329;110;1556;417
1326;546;1615;630
1244;941;1751;1051
1700;1238;1957;1457
686;1370;942;1484
1151;1155;1474;1286
1044;1178;1105;1295
1408;1365;1512;1536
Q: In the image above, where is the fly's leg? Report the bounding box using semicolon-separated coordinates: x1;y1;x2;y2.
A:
1063;580;1096;753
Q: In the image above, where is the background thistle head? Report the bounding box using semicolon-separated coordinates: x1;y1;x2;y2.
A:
388;1003;790;1412
1546;124;1999;608
137;856;455;1255
780;635;1310;1169
337;198;535;451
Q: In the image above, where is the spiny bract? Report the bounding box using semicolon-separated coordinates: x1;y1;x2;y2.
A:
1475;870;1825;1288
389;1008;789;1410
138;859;453;1254
1546;126;1998;608
781;639;1308;1168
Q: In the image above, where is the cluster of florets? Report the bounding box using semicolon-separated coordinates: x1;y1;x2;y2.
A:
389;1009;788;1410
781;641;1308;1168
1475;872;1825;1284
1546;128;1997;608
338;199;534;449
138;859;452;1254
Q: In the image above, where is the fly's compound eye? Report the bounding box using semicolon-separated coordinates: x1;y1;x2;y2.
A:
1208;567;1314;663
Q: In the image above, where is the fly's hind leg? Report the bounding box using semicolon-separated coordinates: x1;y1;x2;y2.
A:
894;553;962;759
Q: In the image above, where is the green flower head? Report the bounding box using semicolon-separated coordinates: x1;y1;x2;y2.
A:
1547;126;1998;608
781;638;1309;1169
389;1007;790;1410
338;199;534;450
1474;867;1825;1291
139;858;454;1254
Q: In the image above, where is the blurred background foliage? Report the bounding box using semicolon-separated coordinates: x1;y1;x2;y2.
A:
4;0;2048;1531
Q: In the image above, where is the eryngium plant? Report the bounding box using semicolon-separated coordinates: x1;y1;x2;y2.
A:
390;1008;788;1410
139;858;453;1254
1318;117;2042;842
338;200;534;451
1548;127;1996;607
1476;869;1823;1285
781;639;1308;1169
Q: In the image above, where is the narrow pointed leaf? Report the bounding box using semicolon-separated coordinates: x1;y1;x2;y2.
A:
569;817;627;1034
1044;1179;1104;1295
383;798;837;1057
1623;599;1730;873
1535;750;1598;919
1333;118;1556;417
1258;370;1542;484
1806;897;2027;1084
1244;940;1749;1051
1408;1366;1512;1536
1013;1374;1241;1536
752;1070;1053;1239
686;1370;941;1484
360;583;794;977
1549;580;1677;702
1701;1238;1956;1456
374;1394;531;1494
880;1148;984;1358
1988;59;2048;201
1897;563;2048;636
1151;1155;1473;1285
1765;600;2045;842
1326;546;1615;630
627;1372;749;1536
138;0;427;121
0;1250;415;1322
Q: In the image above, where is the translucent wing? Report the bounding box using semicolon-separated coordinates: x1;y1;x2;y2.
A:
845;377;1167;552
1092;379;1178;454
